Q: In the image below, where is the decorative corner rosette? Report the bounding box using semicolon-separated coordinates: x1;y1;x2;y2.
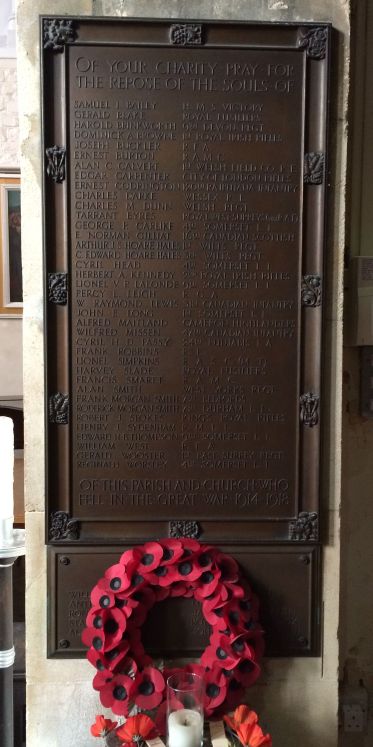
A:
49;511;79;541
169;519;200;539
289;511;318;541
299;26;327;60
169;24;203;46
43;18;77;52
82;540;264;718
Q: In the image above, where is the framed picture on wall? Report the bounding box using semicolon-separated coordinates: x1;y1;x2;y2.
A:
0;174;22;315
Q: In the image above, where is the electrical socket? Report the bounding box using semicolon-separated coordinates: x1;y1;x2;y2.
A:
343;704;365;732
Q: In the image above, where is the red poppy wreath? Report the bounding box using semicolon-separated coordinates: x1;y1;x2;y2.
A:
82;539;264;719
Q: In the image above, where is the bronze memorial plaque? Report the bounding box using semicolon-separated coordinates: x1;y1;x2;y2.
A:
48;544;320;658
43;19;329;542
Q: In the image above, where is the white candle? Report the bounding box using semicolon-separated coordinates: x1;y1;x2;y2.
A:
168;709;203;747
0;417;14;522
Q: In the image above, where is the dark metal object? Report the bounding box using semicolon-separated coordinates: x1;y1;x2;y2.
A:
299;26;328;59
304;152;325;185
48;273;68;305
49;512;79;541
58;639;70;649
49;393;69;425
169;520;201;539
43;18;77;52
300;393;319;428
302;275;322;307
289;512;319;541
47;544;321;658
45;146;66;183
170;24;203;45
42;18;329;544
0;563;14;747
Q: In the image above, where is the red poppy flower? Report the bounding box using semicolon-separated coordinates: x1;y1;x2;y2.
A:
225;582;245;600
180;538;201;555
204;667;227;715
132;666;165;709
138;542;164;572
87;647;113;677
216;552;239;582
105;563;133;593
116;714;158;745
196;547;217;571
174;557;203;583
104;643;131;670
84;607;127;652
82;627;105;654
119;548;142;568
194;569;221;600
225;678;246;711
235;657;261;688
99;673;134;716
224;706;272;747
169;582;189;597
159;539;184;564
91;583;116;611
114;594;139;618
201;633;240;670
144;564;174;587
90;714;118;738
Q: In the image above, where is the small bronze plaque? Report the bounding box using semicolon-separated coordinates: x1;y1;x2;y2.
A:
43;19;329;542
47;544;320;658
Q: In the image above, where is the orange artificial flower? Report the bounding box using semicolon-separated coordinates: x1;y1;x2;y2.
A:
116;714;158;745
224;705;272;747
90;714;118;738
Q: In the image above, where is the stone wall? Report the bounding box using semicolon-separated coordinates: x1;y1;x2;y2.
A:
17;1;350;745
0;58;19;169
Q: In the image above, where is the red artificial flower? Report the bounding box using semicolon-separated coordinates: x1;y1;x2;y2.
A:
105;563;133;593
201;633;240;671
91;584;116;611
119;548;142;569
138;542;164;572
132;666;165;709
99;673;134;716
224;706;272;747
204;667;227;715
215;553;239;582
116;714;158;745
159;539;184;564
174;556;203;583
194;570;221;599
84;607;127;652
169;582;189;597
90;714;118;738
235;657;261;688
144;564;174;587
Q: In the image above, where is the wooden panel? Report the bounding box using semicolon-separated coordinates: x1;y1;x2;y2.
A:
47;543;320;658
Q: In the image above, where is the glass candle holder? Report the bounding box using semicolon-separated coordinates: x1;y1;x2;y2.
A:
167;672;204;747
